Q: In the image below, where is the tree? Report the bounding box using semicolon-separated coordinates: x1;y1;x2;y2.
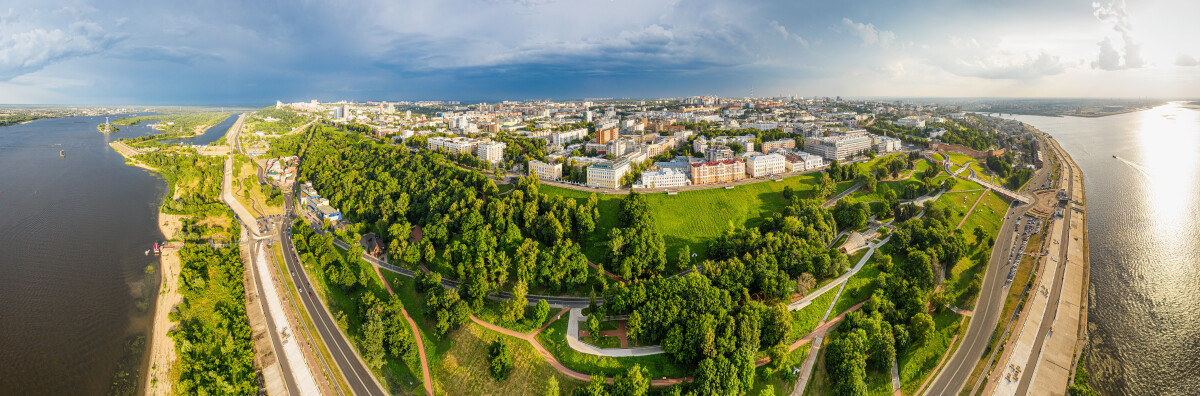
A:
362;309;386;370
761;303;792;347
782;186;795;200
612;364;650;396
911;312;936;345
584;374;609;396
796;272;816;296
543;376;560;396
768;343;790;373
503;280;528;323
534;299;551;326
487;341;514;380
588;313;603;341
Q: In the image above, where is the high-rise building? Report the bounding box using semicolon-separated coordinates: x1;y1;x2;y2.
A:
476;141;507;164
596;125;619;144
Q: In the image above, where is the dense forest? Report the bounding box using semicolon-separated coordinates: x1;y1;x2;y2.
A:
170;245;258;395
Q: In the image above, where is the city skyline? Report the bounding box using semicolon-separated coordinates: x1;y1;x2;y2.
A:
4;0;1200;104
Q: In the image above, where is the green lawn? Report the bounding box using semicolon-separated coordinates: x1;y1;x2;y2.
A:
534;316;693;379
932;190;986;228
789;287;840;342
382;271;587;395
473;298;550;334
898;311;963;395
930;153;946;162
949;178;984;192
943;152;976;165
830;256;882;316
748;344;811;395
968;162;999;185
541;172;825;265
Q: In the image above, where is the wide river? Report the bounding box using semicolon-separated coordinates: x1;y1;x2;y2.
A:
0;114;236;395
1008;102;1200;395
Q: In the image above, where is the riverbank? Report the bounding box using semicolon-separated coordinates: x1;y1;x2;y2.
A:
143;213;184;395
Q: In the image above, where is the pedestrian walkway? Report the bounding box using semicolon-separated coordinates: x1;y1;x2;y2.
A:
565;308;665;357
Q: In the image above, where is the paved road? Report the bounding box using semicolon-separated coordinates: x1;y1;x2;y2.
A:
1013;140;1077;395
923;154;1052;395
279;197;390;396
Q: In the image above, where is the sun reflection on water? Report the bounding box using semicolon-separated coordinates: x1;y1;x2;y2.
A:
1135;102;1199;235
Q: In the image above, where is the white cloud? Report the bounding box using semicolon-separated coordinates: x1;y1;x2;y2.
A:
1091;0;1144;70
0;20;120;80
1176;53;1199;67
768;20;809;48
946;50;1065;80
840;18;895;47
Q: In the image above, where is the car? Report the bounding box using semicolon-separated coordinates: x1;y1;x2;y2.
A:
309;291;315;298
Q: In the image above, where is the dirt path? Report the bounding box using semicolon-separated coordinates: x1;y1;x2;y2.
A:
587;261;625;284
143;213;185;395
373;265;433;396
469;313;691;386
957;190;989;229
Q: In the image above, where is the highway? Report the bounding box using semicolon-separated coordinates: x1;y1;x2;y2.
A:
279;196;390;396
1012;136;1078;395
923;151;1053;395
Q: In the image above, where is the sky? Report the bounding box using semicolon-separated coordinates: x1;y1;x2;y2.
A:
2;0;1200;104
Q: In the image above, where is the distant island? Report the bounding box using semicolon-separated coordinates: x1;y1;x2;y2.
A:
97;123;119;133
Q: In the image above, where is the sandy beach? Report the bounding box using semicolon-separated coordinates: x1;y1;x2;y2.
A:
142;212;184;395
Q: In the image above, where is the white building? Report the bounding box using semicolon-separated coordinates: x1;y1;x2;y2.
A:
476;141;507;164
528;160;562;180
803;130;872;162
587;157;631;189
427;136;480;155
636;168;690;188
745;153;786;178
783;152;826;172
693;136;708;153
551;128;587;146
871;135;902;153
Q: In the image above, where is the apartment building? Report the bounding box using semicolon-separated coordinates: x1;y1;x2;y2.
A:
528;160;563;180
476;141;507;164
705;145;735;162
690;159;746;185
761;138;796;152
551;128;587;145
427;136;480;155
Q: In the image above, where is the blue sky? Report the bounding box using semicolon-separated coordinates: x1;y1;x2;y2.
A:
2;0;1199;104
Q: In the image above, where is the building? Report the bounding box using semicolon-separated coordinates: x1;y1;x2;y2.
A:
427;136;480;155
693;136;708;153
690;159;746;185
587;157;631;189
636;168;690;188
783;152;826;172
551;128;587;146
871;135;902;153
360;233;385;257
596;126;618;144
332;106;345;120
804;131;872;162
316;203;342;221
705;145;735;162
745;153;786;178
528;160;563;180
608;138;636;156
476;141;507;164
761;138;796;152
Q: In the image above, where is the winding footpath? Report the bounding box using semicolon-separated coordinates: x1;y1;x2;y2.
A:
371;266;434;396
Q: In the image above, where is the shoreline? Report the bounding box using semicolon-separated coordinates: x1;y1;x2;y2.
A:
106;138;183;395
143;212;184;395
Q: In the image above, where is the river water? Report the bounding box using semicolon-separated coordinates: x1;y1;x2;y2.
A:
1008;102;1200;395
0;114;233;394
